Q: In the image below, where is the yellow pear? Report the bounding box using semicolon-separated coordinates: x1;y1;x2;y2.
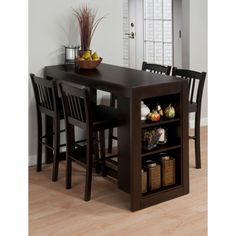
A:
78;57;85;61
82;51;91;60
91;52;99;60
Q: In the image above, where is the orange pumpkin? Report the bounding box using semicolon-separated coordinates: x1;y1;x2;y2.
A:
148;110;161;122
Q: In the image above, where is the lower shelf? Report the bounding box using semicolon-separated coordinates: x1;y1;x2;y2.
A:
141;185;189;209
142;183;180;197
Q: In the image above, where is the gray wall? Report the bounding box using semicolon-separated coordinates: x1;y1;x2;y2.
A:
182;0;208;127
189;0;208;125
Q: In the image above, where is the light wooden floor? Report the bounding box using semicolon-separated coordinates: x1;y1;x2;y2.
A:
29;127;207;236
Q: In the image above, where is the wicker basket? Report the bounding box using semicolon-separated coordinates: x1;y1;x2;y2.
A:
161;157;176;186
146;163;161;191
75;57;102;69
141;169;147;193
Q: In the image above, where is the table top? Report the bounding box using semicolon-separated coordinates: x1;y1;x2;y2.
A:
45;63;186;97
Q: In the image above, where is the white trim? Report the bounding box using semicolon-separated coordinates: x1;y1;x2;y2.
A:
189;116;208;129
28;153;45;167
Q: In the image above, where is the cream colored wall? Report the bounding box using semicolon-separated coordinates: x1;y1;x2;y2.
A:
29;0;123;165
189;0;208;126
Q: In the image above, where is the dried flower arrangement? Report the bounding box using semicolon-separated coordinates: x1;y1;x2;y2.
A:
73;5;105;51
143;127;167;150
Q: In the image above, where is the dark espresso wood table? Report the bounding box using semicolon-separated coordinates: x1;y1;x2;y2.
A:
45;63;189;211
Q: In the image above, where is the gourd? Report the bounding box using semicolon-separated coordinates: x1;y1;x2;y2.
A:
147;110;161;122
155;103;164;116
164;104;175;118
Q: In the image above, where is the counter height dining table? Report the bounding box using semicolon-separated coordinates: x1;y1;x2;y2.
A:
45;63;189;211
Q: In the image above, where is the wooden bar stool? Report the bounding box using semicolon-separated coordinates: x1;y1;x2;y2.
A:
59;82;118;201
30;74;65;181
172;68;206;169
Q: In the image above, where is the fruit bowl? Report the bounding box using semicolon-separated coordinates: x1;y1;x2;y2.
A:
75;57;102;69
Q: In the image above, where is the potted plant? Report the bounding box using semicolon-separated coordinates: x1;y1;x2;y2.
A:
73;5;105;52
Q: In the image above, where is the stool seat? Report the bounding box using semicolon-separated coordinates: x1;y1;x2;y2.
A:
92;105;118;131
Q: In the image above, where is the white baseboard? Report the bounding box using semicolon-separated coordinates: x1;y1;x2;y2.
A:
189;117;208;129
29;153;45;167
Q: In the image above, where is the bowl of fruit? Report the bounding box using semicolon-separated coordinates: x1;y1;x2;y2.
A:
76;50;102;69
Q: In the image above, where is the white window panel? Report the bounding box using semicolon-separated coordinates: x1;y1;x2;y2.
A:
154;42;163;64
145;42;154;63
154;0;162;19
144;0;173;66
163;21;172;42
145;20;154;41
163;0;172;20
145;0;154;19
154;20;162;41
163;43;172;65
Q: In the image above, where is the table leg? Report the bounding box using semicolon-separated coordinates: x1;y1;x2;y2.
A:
117;95;142;211
117;96;131;193
89;88;97;104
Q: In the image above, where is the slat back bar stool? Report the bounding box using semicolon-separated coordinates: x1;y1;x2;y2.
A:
30;74;65;181
142;61;172;75
172;68;206;169
59;82;118;201
107;62;171;154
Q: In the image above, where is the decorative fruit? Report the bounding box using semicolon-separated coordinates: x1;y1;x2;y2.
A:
164;104;175;118
82;50;91;60
91;52;100;60
155;103;164;116
148;110;161;122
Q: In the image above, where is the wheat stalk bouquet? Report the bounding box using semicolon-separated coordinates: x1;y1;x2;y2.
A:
74;5;105;51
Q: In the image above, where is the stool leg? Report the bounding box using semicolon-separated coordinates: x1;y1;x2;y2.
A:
52;117;60;182
66;124;74;189
99;130;107;177
84;131;93;201
93;132;100;174
108;94;116;154
195;111;201;169
45;115;53;163
108;128;113;154
36;113;42;172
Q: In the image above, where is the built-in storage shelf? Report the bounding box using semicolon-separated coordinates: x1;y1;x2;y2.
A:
140;185;186;209
141;142;181;157
141;117;180;128
142;183;181;197
139;90;187;210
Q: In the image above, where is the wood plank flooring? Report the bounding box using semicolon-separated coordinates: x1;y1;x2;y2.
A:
29;127;207;236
